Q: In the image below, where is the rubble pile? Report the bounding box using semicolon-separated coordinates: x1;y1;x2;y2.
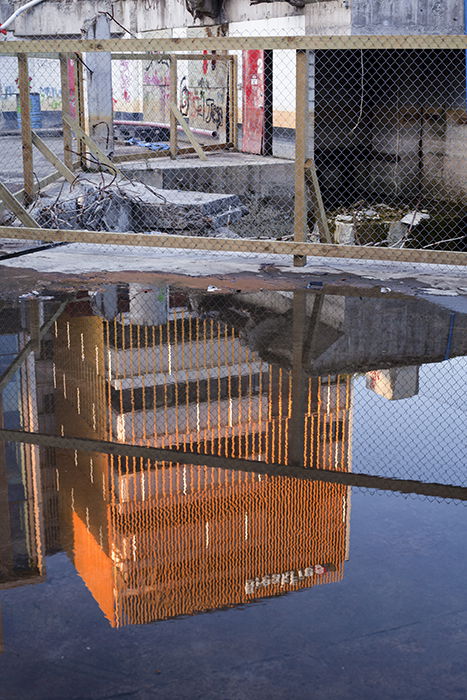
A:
32;177;248;235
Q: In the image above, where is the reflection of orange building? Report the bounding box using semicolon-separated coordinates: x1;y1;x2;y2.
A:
54;292;352;626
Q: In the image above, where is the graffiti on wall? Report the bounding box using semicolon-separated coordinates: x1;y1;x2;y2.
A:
179;75;224;130
142;58;171;124
179;56;228;139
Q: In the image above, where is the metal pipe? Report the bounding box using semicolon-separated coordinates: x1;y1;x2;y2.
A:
0;0;47;33
114;118;218;139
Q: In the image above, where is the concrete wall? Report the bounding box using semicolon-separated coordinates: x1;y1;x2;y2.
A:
352;0;463;35
8;0;464;37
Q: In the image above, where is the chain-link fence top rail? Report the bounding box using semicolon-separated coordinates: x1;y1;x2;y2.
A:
0;286;466;508
0;36;466;269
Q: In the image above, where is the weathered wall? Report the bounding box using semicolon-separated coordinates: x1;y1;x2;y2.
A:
352;0;463;35
8;0;464;37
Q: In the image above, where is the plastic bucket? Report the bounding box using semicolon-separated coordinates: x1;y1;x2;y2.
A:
16;92;43;130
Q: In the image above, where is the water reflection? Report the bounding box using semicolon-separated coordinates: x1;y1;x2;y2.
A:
0;284;465;628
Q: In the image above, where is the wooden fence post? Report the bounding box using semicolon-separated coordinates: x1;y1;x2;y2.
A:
59;53;74;170
75;53;87;169
170;56;178;159
293;49;307;267
17;53;34;206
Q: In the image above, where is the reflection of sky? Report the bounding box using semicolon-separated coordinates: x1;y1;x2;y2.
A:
352;356;467;485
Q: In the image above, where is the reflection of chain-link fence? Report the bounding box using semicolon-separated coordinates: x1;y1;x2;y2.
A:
0;281;466;616
1;285;466;495
0;36;466;267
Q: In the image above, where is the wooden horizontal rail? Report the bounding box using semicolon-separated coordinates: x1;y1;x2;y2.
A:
0;428;466;500
112;143;233;163
0;225;466;266
1;35;466;54
111;52;233;61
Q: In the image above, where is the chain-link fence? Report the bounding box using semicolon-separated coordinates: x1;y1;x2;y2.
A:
0;35;466;268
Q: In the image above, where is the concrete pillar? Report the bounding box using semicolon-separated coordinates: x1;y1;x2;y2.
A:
83;13;114;159
366;366;420;400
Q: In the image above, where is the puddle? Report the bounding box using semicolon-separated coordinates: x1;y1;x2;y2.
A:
0;282;466;699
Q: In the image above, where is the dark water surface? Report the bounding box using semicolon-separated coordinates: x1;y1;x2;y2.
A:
0;283;466;699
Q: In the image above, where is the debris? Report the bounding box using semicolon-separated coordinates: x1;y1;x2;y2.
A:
380;287;391;293
419;288;458;296
334;220;355;245
400;211;430;226
126;137;170;152
207;285;221;292
32;178;248;235
307;281;324;288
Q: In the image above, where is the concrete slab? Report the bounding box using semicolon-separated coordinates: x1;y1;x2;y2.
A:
0;243;466;314
120;151;295;199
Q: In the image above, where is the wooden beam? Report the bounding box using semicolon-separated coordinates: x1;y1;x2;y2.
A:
59;53;74;170
62;113;124;176
111;52;231;61
1;225;467;266
0;182;38;228
305;158;332;244
17;54;34;206
1;428;466;500
170;103;207;161
0;300;68;392
2;36;467;54
74;53;87;169
169;56;178;159
14;169;65;204
293;50;307;267
112;143;232;163
229;54;239;151
31;131;76;185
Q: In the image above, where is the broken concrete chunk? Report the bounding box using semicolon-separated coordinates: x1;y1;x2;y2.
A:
335;220;356;245
32;181;248;234
400;211;430;226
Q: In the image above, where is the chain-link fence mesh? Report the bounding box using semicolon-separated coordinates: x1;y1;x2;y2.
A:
0;35;466;268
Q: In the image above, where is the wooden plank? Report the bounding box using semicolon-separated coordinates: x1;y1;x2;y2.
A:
305;158;332;244
14;169;66;204
170;103;207;161
1;427;467;500
59;53;74;170
0;301;68;391
289;290;307;467
2;36;466;54
1;225;467;266
229;54;239;150
169;56;178;159
112;143;232;164
31;131;76;185
111;52;231;61
28;298;41;352
62;113;124;176
75;53;87;169
17;54;34;206
0;182;38;228
293;50;307;267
